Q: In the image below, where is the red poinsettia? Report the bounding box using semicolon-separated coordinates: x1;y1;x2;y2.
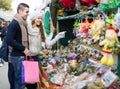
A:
59;0;76;9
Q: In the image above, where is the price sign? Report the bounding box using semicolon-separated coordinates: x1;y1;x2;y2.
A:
102;70;118;87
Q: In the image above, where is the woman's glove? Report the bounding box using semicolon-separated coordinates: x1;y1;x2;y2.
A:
45;31;66;49
54;31;66;41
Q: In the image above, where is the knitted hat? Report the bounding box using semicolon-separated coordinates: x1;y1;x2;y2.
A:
29;11;43;21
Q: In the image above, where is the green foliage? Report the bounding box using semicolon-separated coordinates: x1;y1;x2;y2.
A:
112;42;120;54
100;0;120;11
51;0;63;9
73;21;79;27
0;0;12;10
67;63;84;76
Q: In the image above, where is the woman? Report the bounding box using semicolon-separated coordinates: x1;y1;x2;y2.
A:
26;11;66;89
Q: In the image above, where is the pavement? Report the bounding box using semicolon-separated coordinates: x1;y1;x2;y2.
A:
0;62;10;89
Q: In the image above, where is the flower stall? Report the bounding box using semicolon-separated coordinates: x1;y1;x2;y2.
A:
39;0;120;88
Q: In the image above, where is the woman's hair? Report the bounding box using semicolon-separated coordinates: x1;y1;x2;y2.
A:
32;20;45;42
40;24;46;42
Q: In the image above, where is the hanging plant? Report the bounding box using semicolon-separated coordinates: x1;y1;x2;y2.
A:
59;0;76;10
100;0;120;11
73;20;80;27
51;0;63;9
79;0;99;5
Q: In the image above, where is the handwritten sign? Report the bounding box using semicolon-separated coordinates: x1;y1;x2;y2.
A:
101;70;118;87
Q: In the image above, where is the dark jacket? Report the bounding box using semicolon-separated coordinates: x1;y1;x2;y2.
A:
0;26;7;41
6;19;25;56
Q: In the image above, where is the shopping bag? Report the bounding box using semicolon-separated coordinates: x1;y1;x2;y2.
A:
22;60;40;83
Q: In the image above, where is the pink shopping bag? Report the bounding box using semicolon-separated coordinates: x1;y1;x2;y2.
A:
22;60;40;83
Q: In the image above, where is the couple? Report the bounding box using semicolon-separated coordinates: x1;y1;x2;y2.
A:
6;3;66;89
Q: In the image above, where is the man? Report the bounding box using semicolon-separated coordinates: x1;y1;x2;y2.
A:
8;46;15;89
0;19;4;67
6;3;30;89
0;21;8;41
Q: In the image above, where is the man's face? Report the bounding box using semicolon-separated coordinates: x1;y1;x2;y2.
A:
19;7;29;20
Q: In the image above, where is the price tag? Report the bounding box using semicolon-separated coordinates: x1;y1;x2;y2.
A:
101;70;118;87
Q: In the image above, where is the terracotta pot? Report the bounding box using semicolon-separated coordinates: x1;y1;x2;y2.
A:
72;40;78;46
80;56;85;60
71;60;78;67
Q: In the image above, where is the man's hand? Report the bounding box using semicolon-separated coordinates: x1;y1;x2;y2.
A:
24;48;31;56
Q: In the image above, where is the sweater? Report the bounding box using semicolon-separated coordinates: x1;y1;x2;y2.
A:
6;19;26;56
27;21;42;56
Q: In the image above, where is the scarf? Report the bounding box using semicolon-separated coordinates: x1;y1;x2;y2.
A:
13;14;29;48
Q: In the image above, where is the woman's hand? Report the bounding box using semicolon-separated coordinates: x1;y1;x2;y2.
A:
55;31;66;40
24;48;31;56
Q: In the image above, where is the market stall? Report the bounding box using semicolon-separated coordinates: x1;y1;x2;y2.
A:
38;0;120;89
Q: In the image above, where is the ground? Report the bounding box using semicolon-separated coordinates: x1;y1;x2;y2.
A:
0;62;10;89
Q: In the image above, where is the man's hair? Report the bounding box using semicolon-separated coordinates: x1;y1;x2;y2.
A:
17;3;29;13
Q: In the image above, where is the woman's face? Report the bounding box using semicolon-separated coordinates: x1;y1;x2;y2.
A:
34;16;42;26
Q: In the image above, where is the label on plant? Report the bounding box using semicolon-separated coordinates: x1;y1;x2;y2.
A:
101;70;118;87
